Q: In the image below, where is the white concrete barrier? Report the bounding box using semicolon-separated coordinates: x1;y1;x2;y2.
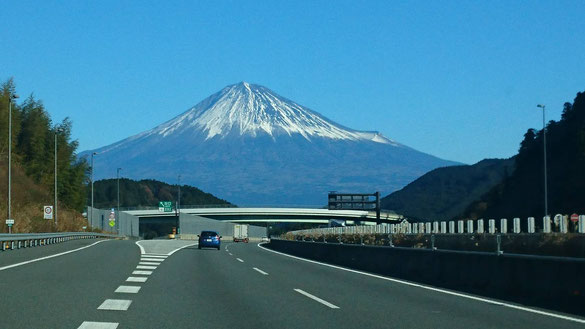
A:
579;215;585;233
467;220;474;234
528;217;535;233
500;218;508;234
457;220;464;233
477;219;484;234
449;221;455;234
440;221;447;234
425;222;431;234
543;216;551;233
513;217;521;233
488;219;496;234
433;221;439;233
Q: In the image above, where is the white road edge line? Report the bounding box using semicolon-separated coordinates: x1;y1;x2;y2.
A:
253;267;269;275
135;241;146;254
294;288;339;309
258;243;585;324
0;240;107;272
236;258;244;262
168;243;198;256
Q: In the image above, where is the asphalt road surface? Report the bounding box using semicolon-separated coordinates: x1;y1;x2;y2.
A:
0;239;583;329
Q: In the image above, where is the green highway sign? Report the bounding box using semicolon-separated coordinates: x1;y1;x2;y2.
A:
109;220;115;227
158;201;173;212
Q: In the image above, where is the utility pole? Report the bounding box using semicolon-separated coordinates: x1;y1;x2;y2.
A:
7;94;18;234
178;175;181;212
90;152;97;226
117;167;122;235
537;104;548;219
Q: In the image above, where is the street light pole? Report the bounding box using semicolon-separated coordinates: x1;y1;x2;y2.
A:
117;167;122;235
537;104;548;219
90;152;97;227
54;127;64;227
178;174;181;212
7;94;18;234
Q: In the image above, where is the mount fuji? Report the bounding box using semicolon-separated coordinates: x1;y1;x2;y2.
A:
81;82;458;205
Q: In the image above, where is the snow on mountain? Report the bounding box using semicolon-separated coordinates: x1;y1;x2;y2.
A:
82;82;457;205
147;82;399;144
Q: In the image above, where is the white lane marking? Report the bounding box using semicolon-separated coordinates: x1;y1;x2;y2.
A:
139;262;161;265
141;253;168;257
168;243;197;256
140;258;163;262
229;253;233;256
141;255;167;258
294;289;340;309
78;321;119;329
0;240;107;272
126;276;148;283
132;270;153;275
97;299;132;311
258;243;585;324
115;286;141;294
136;265;157;270
253;267;269;275
135;241;146;254
236;258;244;262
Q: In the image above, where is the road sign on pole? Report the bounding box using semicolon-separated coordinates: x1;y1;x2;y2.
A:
570;213;579;223
44;206;54;220
5;219;14;225
158;201;173;212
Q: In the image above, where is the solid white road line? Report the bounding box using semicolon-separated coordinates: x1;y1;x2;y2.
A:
253;267;269;275
141;255;167;258
97;299;132;311
167;243;198;256
139;262;161;265
126;276;148;283
0;240;106;272
132;270;153;275
78;321;119;329
236;258;244;262
294;289;340;309
258;243;585;324
135;241;146;254
115;286;141;294
136;265;157;270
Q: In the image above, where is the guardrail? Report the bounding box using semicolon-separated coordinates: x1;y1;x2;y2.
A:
0;232;119;251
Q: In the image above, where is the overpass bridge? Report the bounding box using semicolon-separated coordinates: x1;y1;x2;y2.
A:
88;206;403;238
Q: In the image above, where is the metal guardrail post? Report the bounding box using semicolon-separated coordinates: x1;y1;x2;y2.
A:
431;234;436;250
496;234;502;255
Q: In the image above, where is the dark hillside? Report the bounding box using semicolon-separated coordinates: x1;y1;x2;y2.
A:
381;158;514;221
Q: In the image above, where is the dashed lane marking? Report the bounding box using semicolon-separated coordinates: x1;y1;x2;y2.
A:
141;255;167;258
294;289;340;309
126;276;148;283
77;321;119;329
115;286;141;294
236;258;244;262
253;267;269;275
140;258;163;262
132;270;153;275
97;299;132;311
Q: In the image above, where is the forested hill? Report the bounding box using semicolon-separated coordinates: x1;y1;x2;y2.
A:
380;158;514;221
91;178;232;209
463;90;585;219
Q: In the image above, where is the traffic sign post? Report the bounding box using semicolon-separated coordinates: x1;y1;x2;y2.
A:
5;219;14;234
570;213;579;223
159;201;173;212
109;209;116;230
44;206;54;220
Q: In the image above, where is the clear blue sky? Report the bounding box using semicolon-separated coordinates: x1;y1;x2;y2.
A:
1;1;584;164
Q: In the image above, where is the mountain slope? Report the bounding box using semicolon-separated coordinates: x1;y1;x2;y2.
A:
81;82;458;205
463;91;585;220
380;158;515;221
91;178;231;209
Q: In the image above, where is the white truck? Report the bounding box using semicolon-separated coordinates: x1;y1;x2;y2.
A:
233;224;249;243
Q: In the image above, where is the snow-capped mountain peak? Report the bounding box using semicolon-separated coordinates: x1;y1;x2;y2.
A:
150;82;398;145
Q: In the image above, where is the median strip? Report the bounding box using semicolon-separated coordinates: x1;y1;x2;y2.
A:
294;289;339;309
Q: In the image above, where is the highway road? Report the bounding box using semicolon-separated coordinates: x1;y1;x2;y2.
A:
0;239;583;329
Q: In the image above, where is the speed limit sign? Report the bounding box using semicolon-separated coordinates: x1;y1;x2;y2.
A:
44;206;53;220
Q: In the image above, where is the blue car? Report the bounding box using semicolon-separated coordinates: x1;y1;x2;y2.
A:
198;231;222;250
